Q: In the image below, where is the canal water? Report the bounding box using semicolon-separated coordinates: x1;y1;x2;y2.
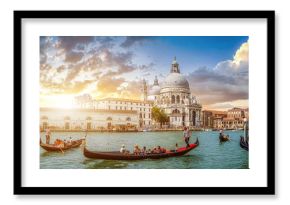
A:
40;131;248;169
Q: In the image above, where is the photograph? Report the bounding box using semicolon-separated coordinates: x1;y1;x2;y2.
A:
39;36;249;169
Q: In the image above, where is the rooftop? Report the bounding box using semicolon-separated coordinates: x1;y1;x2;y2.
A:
94;98;154;104
40;107;138;114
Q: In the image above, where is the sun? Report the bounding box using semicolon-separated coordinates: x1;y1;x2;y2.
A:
40;94;76;109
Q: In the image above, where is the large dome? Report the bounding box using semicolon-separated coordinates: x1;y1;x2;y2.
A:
161;72;190;90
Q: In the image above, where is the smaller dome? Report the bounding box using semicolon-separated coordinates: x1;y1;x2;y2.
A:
149;76;161;96
149;85;161;96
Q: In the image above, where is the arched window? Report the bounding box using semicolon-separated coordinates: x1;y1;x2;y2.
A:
106;117;112;121
126;117;131;121
65;122;70;130
172;109;180;114
171;95;175;104
165;96;169;104
86;116;92;120
176;95;180;104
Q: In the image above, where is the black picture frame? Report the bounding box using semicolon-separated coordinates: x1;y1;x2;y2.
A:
14;10;275;195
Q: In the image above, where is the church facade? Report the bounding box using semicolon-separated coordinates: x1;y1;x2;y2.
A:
147;57;202;127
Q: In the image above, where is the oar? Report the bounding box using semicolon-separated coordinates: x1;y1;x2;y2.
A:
59;147;64;154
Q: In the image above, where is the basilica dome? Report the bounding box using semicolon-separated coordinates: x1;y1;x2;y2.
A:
160;57;190;92
161;72;190;90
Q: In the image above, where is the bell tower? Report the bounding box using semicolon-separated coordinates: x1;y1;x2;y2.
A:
153;76;159;86
141;79;148;101
171;56;180;73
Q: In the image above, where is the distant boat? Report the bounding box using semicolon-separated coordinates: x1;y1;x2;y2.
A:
219;134;230;142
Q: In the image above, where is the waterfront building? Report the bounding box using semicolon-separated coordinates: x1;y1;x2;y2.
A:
202;108;248;130
40;107;139;131
90;98;153;128
202;110;213;128
222;107;248;129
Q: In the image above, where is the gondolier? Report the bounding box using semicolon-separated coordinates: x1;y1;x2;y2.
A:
45;128;51;144
183;127;190;148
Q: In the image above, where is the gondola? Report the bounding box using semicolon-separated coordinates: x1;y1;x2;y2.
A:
240;136;249;151
83;138;199;160
219;135;230;142
40;138;84;152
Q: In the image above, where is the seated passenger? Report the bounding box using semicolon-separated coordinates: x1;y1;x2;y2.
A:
175;143;179;152
55;139;64;148
151;147;158;154
133;144;141;155
160;147;166;153
54;139;62;146
120;144;126;153
156;146;162;153
141;146;147;155
120;144;130;154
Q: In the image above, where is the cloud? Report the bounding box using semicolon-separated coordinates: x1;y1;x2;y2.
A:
117;79;143;99
39;36;155;100
187;42;249;106
97;77;125;94
40;37;54;64
65;51;84;63
120;36;154;48
233;42;248;63
58;36;95;51
40;79;94;95
95;77;143;100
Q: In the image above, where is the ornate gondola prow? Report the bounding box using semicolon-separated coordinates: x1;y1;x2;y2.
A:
240;136;249;151
195;137;199;146
81;129;88;146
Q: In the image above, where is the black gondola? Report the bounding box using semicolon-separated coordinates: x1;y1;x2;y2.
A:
83;138;199;160
240;136;249;151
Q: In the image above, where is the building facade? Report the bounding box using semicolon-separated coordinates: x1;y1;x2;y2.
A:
202;108;249;130
40;107;139;131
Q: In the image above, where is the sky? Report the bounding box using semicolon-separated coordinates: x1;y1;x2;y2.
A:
40;36;249;110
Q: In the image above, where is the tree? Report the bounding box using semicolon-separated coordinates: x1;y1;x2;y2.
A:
151;106;169;128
